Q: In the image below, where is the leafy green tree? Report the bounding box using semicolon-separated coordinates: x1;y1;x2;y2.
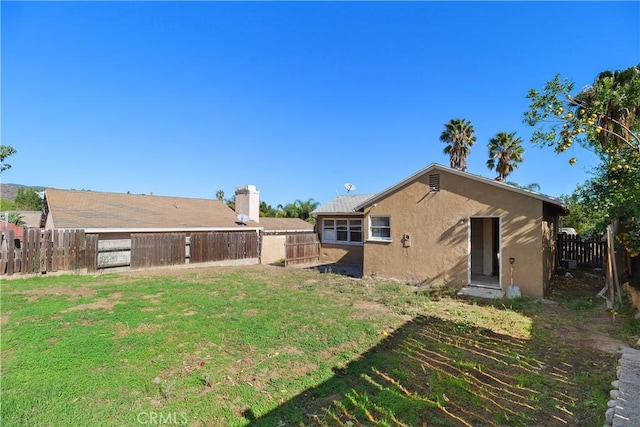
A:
440;118;476;171
486;132;524;182
559;184;608;238
524;64;640;257
14;188;43;210
0;145;16;174
0;199;17;211
524;64;640;162
216;190;225;201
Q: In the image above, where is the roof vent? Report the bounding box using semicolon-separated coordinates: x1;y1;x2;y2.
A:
429;174;440;192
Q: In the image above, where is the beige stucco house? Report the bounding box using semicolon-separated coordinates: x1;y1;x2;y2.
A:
312;163;568;297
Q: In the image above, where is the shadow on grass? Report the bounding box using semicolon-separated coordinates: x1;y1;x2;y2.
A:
248;315;581;426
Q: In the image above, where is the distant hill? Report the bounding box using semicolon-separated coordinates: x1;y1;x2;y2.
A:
0;183;45;201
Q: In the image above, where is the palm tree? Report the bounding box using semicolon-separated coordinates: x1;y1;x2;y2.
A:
8;212;26;227
440;118;476;171
506;182;541;191
260;201;278;217
487;132;525;182
277;199;319;223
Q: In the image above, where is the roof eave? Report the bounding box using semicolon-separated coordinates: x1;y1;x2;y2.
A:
312;211;364;217
354;163;568;211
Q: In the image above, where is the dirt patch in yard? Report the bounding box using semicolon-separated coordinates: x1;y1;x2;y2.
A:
350;300;413;326
543;270;631;354
113;322;165;339
536;300;626;354
62;298;122;313
15;286;97;302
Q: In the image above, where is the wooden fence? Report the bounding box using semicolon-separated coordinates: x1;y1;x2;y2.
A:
1;229;260;276
131;233;187;269
190;231;259;263
557;234;605;268
285;233;320;266
1;229;90;276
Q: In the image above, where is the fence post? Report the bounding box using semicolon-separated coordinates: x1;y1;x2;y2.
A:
85;234;98;272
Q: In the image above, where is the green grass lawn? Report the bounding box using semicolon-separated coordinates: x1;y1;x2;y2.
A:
1;266;634;426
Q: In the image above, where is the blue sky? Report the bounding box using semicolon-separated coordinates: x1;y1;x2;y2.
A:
2;1;639;207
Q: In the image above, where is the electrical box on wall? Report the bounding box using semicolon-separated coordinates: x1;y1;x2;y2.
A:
402;233;411;247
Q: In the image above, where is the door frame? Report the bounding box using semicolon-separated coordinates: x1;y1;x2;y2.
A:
467;216;502;289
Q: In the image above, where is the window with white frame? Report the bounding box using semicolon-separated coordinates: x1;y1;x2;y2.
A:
369;215;391;241
322;218;362;244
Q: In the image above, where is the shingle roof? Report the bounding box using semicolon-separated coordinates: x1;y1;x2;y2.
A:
312;194;375;215
258;217;314;232
45;188;256;230
2;211;42;228
21;211;43;228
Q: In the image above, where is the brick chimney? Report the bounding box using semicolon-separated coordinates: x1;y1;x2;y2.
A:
235;185;260;223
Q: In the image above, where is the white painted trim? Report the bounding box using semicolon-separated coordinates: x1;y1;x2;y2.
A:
322;241;364;247
368;214;392;242
321;218;364;245
467;216;502;290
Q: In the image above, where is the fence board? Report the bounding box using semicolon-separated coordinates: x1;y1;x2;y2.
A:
86;234;99;272
43;229;53;272
4;230;16;275
8;230;17;275
0;232;7;275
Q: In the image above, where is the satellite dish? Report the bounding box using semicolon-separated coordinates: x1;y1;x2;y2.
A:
236;213;251;224
344;183;356;193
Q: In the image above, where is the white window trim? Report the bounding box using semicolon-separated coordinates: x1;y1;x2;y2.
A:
321;218;363;246
368;215;392;242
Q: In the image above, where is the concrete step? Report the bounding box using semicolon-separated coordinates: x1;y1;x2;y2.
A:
457;287;504;299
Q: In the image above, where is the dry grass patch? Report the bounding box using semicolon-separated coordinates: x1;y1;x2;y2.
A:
16;286;97;302
61;298;121;313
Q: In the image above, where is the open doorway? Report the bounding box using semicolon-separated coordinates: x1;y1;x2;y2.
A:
469;217;501;289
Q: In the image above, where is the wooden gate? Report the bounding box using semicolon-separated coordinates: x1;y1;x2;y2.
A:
285;233;320;267
557;234;605;267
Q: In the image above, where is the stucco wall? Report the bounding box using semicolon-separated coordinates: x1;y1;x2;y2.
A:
315;214;364;265
362;170;547;297
318;243;363;265
260;234;286;264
